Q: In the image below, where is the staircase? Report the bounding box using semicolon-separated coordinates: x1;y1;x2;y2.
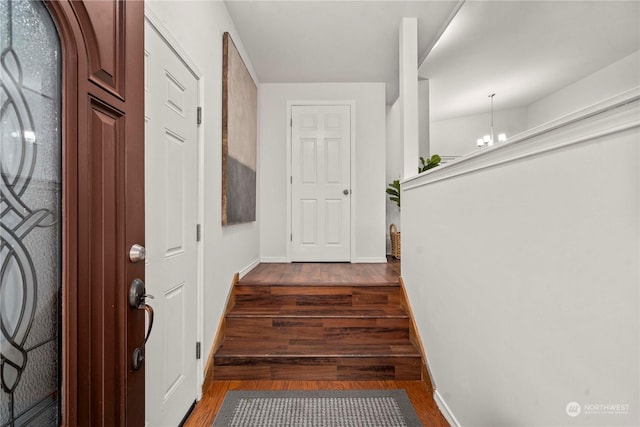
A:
213;270;423;381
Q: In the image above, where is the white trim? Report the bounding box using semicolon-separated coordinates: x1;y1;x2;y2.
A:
286;105;292;262
349;103;357;263
143;8;205;401
404;87;640;191
286;100;357;263
353;257;388;264
195;82;205;400
261;256;288;263
434;390;462;427
239;258;261;279
144;8;202;79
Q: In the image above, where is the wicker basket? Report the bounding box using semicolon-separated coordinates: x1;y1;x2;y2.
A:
390;224;401;259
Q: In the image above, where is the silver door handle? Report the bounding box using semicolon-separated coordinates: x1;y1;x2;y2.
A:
129;244;146;263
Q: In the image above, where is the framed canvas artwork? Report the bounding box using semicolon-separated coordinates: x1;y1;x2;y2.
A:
222;32;257;225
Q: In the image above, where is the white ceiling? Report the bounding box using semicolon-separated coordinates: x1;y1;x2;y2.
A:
420;1;640;121
224;1;460;103
225;1;640;115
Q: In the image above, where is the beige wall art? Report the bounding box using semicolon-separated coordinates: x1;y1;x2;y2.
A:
222;32;257;225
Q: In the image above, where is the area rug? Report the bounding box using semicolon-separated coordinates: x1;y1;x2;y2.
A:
212;389;421;426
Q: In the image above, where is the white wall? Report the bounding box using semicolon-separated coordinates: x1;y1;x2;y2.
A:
402;94;640;426
528;50;640;128
146;0;260;368
418;79;430;159
400;18;419;180
429;51;640;159
386;99;402;253
259;83;386;263
430;107;529;158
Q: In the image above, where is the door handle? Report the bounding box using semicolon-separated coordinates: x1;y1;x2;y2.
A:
141;303;154;345
129;278;155;370
343;189;350;195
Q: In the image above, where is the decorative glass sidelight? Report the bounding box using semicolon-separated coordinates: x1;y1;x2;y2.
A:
0;0;62;426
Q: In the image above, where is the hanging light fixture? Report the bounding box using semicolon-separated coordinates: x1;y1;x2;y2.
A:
477;93;507;148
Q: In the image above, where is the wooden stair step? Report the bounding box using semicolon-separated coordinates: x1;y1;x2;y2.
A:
212;263;422;381
238;280;400;287
227;306;409;318
215;341;421;358
233;285;403;308
224;317;410;343
213;355;421;381
238;263;401;287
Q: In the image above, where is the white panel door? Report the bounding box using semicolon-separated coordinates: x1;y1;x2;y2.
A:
291;105;351;261
144;21;198;426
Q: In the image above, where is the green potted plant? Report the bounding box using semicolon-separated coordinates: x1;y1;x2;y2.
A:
386;180;401;209
386;155;441;259
386;155;441;209
418;154;441;174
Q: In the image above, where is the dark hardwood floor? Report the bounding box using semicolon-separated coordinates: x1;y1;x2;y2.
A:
241;258;401;285
185;258;449;426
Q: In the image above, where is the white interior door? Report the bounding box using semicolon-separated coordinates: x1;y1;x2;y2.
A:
291;105;351;261
144;21;199;426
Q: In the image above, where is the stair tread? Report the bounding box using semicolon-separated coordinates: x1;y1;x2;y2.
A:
227;306;409;318
215;342;421;358
238;281;400;287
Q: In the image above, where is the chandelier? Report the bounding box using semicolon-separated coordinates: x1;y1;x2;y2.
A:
477;93;506;148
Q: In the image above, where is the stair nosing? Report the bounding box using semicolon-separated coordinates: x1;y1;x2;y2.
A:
214;352;421;359
226;313;409;319
236;281;400;287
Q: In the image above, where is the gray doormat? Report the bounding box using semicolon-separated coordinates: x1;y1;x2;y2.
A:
212;389;421;426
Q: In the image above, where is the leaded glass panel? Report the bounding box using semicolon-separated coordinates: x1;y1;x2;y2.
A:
0;0;62;426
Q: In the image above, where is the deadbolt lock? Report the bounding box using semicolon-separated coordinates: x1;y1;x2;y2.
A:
129;244;146;263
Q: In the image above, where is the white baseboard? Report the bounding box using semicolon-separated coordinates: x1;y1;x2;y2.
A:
260;256;288;263
352;257;388;263
434;390;461;427
239;258;260;278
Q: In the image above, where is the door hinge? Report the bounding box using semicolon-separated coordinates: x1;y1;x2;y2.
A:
196;341;201;360
196;224;201;242
197;107;202;125
290;118;293;127
290;176;292;184
290;233;292;242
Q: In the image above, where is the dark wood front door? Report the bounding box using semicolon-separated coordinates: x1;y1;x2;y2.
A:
45;1;145;425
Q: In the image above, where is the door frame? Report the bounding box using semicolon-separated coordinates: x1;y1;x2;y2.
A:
144;6;206;399
286;101;356;262
45;0;145;424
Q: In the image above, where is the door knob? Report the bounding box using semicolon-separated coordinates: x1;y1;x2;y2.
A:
343;189;350;195
129;244;146;263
